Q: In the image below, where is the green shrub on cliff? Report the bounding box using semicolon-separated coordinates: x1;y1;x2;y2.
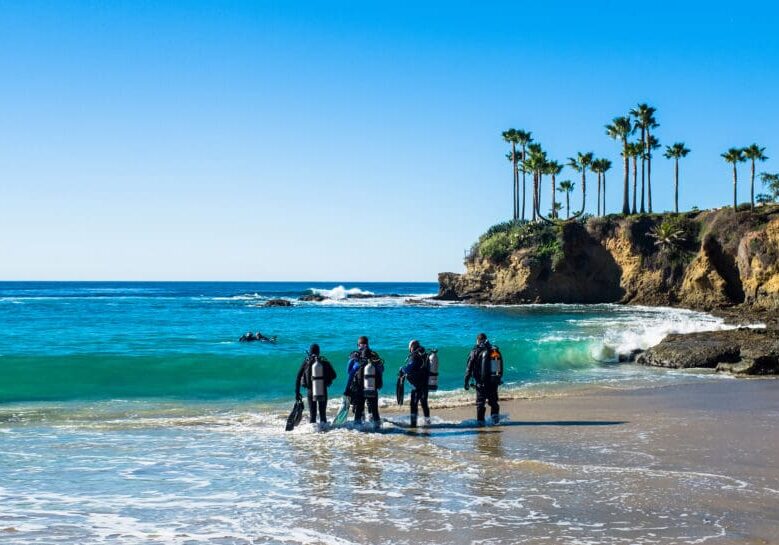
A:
479;231;512;261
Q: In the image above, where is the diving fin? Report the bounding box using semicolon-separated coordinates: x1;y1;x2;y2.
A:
332;396;350;427
396;375;405;406
285;399;305;432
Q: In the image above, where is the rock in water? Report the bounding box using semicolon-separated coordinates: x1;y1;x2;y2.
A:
264;299;292;307
637;328;779;375
298;294;326;302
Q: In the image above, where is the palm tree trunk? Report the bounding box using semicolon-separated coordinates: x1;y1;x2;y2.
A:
674;158;679;214
647;129;653;213
579;171;586;215
750;159;756;211
631;156;638;214
551;173;556;219
622;142;630;215
640;127;646;214
566;191;570;219
596;173;601;216
733;164;738;210
512;142;518;221
602;172;607;215
521;145;526;221
532;172;538;221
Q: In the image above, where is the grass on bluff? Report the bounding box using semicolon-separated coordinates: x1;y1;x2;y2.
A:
469;220;565;264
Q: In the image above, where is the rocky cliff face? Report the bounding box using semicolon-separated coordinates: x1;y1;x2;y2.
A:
439;206;779;312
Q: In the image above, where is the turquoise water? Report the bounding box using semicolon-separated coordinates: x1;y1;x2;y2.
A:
0;281;734;404
1;282;745;544
0;282;728;403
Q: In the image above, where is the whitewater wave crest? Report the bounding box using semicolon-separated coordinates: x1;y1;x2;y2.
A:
309;286;375;300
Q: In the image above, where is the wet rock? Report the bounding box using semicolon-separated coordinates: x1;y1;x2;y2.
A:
618;348;644;363
264;299;292;307
298;294;326;302
637;328;779;374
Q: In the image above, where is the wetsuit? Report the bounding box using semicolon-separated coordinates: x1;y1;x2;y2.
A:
464;341;501;423
295;355;336;423
401;346;430;427
346;348;384;423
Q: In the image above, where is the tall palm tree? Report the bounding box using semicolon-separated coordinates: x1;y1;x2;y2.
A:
526;143;545;221
606;116;634;215
591;159;603;216
567;151;594;216
545;160;564;221
743;144;768;210
557;180;575;219
624;142;644;214
600;159;612;215
722;147;746;210
645;134;661;212
630;104;658;212
663;142;690;213
502;129;519;221
516;130;533;221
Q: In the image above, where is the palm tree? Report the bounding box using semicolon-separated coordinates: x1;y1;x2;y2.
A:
526;143;546;221
599;159;612;215
630;104;658;212
722;147;746;210
557;180;575;219
645;135;661;212
545;160;564;221
743;144;768;210
567;151;594;216
502;129;519;221
606;116;634;215
550;202;563;219
663;142;690;213
624;142;644;214
516;130;533;221
590;159;603;216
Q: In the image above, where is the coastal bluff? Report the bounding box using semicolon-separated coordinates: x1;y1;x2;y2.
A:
438;206;779;312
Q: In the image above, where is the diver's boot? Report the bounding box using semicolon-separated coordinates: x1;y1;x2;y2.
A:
491;414;500;425
423;417;431;426
409;415;417;428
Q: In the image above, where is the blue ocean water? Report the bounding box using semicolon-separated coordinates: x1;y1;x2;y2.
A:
0;281;729;404
0;282;752;544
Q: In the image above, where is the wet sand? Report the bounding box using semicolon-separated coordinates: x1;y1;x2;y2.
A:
380;378;779;544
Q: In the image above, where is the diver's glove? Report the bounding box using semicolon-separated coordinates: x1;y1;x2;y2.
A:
463;378;470;391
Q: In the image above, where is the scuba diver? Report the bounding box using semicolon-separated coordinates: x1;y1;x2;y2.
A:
239;331;277;343
239;331;256;342
345;336;384;427
399;340;432;427
464;333;504;425
295;344;337;424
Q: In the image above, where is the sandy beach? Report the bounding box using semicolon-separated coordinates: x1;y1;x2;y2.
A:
374;378;779;544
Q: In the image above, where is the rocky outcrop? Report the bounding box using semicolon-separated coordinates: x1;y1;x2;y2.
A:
637;328;779;375
264;299;292;307
439;206;779;312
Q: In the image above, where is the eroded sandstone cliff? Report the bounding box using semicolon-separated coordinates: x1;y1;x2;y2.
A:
438;206;779;312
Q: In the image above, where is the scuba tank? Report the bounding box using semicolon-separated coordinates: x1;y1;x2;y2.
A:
311;356;325;398
427;349;439;391
362;360;377;397
489;346;503;378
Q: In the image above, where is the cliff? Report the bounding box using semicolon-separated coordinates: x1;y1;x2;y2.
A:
438;205;779;312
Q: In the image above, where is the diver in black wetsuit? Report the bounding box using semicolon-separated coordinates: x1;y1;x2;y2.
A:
345;336;384;426
295;344;337;424
464;333;503;425
400;340;431;428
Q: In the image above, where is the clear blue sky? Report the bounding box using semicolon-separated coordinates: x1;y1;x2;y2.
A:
1;1;777;281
